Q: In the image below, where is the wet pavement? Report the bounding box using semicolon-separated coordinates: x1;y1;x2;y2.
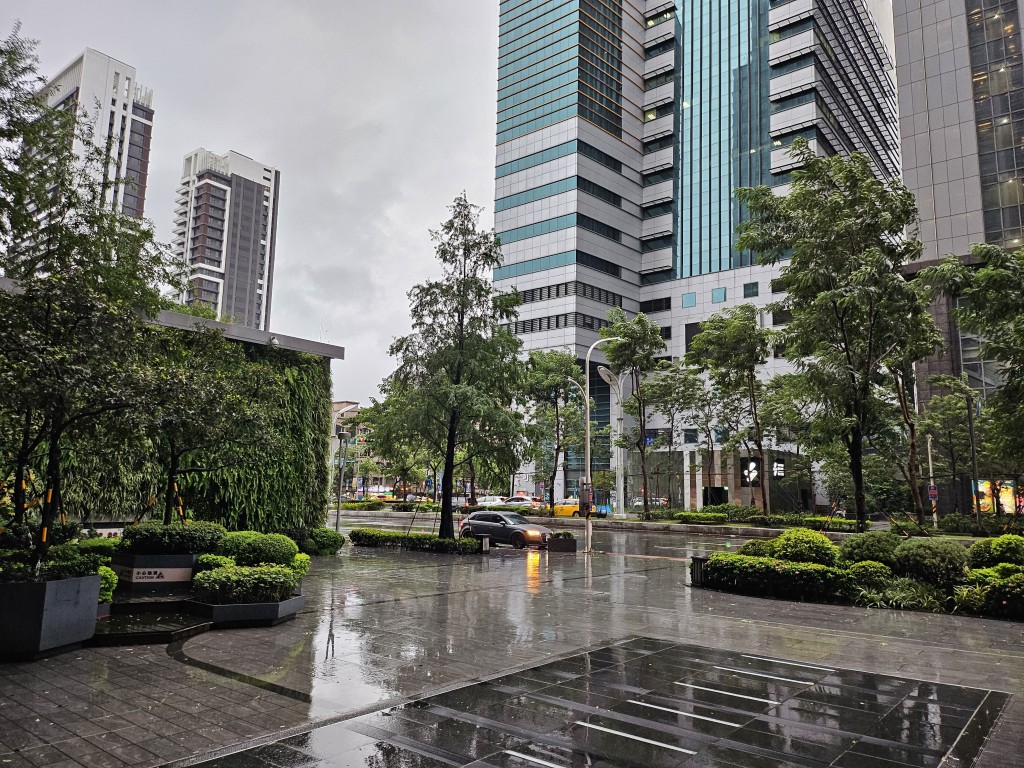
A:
0;534;1021;768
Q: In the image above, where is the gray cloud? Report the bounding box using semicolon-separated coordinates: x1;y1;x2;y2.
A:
4;0;499;402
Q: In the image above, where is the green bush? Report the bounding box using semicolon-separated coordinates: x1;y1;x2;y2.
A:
0;552;101;582
982;574;1024;620
701;504;759;521
701;553;854;602
738;538;777;557
307;528;346;555
291;553;311;579
234;533;300;566
799;516;862;533
197;554;236;572
340;500;386;511
967;538;995;569
940;514;1024;536
966;563;1024;586
673;512;728;525
773;528;840;566
192;565;299;604
893;538;968;589
349;528;481;554
951;583;990;614
76;537;121;560
991;534;1024;566
97;566;117;604
840;531;901;568
218;531;262;558
45;543;82;562
747;513;806;528
849;561;893;591
121;521;226;555
857;577;946;612
551;530;575;540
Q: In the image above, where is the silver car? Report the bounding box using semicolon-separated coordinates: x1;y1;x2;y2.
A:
459;512;551;548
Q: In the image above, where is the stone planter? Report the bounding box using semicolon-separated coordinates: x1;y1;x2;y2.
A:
690;556;709;588
97;602;112;619
185;595;305;629
0;575;101;660
547;537;578;553
111;553;198;592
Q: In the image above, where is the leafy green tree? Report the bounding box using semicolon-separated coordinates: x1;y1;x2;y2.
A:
737;139;939;531
647;361;700;506
920;376;973;514
376;194;525;538
524;349;585;509
687;305;774;511
601;308;666;517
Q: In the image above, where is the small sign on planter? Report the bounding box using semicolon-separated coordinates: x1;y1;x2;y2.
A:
111;554;198;592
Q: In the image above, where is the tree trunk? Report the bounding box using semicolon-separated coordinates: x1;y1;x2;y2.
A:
34;410;63;565
848;425;868;532
469;460;477;506
12;409;33;526
439;410;458;539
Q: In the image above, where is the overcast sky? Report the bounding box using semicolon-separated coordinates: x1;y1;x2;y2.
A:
4;1;500;403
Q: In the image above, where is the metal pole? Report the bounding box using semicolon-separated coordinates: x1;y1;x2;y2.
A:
927;435;938;528
966;392;982;527
335;431;350;532
583;337;622;553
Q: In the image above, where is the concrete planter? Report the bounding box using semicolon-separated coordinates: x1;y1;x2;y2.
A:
111;553;198;592
97;602;112;619
185;595;305;629
547;538;578;553
690;556;710;588
0;575;101;660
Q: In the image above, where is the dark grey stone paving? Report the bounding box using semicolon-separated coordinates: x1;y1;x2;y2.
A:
0;532;1020;768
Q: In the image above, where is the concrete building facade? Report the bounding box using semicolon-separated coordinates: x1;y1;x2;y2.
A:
494;0;900;503
174;149;280;331
44;48;155;218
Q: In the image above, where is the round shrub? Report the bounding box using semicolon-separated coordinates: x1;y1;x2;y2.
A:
308;528;346;555
967;563;1024;586
967;538;995;569
121;521;226;554
938;513;975;534
217;531;262;559
97;565;117;604
991;534;1024;566
982;574;1024;620
893;538;968;589
773;528;840;566
849;560;893;591
738;538;777;557
197;553;236;572
76;537;121;560
234;533;299;566
840;531;901;568
291;553;311;579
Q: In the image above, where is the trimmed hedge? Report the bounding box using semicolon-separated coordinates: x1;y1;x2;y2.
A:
701;504;759;521
893;538;968;589
701;553;854;602
773;528;840;566
799;517;861;533
121;521;227;555
840;531;901;568
967;563;1024;586
197;554;236;572
349;528;481;554
738;539;776;557
218;531;261;558
233;533;299;566
77;537;121;559
339;500;386;511
192;565;298;604
307;528;346;555
939;513;1024;535
673;512;728;525
849;560;893;591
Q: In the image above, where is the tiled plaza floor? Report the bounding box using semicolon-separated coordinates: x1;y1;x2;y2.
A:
0;539;1020;767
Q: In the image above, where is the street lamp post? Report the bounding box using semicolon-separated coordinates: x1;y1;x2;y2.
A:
598;366;628;519
582;337;623;553
334;426;351;532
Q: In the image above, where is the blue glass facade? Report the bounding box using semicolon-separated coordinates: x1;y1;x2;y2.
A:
676;0;773;278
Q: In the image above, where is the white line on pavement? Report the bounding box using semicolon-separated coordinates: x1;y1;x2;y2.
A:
574;721;697;754
504;750;566;768
740;654;834;672
627;699;742;727
674;682;780;705
713;666;816;685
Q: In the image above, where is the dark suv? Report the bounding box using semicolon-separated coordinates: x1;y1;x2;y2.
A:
459;512;551;548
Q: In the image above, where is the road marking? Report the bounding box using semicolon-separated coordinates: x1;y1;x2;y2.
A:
674;682;780;705
740;654;834;672
627;699;742;727
714;666;816;685
574;721;697;754
504;750;565;768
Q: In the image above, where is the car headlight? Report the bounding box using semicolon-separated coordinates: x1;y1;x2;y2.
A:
526;529;541;537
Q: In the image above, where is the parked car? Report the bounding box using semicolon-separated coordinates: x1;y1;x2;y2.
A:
631;497;669;508
459;512;551;548
477;496;506;507
502;496;543;510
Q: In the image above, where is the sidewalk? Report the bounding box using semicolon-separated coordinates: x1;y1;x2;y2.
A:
0;545;1019;767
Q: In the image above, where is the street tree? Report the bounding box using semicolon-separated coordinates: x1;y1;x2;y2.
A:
647;361;700;506
524;349;585;510
601;308;666;518
686;305;774;512
737;139;939;531
378;194;525;538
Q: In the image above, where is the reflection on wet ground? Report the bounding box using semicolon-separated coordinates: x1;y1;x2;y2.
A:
196;638;1007;767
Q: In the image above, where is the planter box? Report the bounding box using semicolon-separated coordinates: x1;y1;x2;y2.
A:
185;595;305;629
97;602;112;619
111;553;198;592
0;575;101;660
547;538;578;553
690;556;709;588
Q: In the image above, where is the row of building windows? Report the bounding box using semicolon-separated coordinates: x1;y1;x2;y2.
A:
518;279;623;307
512;311;611;334
639;296;672;313
493;249;623;281
642;200;673;219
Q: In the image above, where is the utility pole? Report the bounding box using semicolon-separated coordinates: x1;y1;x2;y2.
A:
927;434;938;528
965;391;983;527
334;426;351;532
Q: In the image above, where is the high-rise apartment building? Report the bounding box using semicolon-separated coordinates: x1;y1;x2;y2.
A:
494;1;900;498
173;149;280;331
895;0;1015;398
44;48;155;218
